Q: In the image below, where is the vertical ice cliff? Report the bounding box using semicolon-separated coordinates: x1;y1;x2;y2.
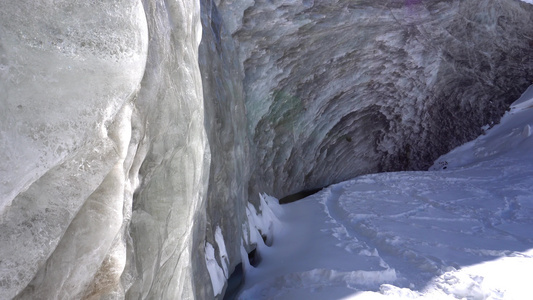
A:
120;1;210;299
197;0;251;298
0;0;532;299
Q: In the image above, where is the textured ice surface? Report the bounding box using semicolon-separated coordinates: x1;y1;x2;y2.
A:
237;86;533;299
1;0;533;299
230;0;533;201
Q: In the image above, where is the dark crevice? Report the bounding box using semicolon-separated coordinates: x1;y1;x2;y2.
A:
247;248;261;267
224;248;261;299
257;230;271;246
279;187;323;204
222;263;244;300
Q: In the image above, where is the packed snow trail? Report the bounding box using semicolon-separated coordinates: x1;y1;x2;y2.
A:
237;86;533;299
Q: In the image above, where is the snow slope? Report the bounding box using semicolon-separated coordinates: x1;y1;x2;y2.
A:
237;85;533;299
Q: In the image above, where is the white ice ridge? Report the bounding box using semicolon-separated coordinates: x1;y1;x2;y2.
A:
206;226;232;296
215;226;230;278
244;193;283;249
205;242;226;296
237;85;533;299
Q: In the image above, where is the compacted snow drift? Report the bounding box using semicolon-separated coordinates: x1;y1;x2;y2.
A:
237;86;533;299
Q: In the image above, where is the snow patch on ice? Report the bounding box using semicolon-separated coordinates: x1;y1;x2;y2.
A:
206;226;231;296
244;193;282;249
215;226;230;278
205;242;226;296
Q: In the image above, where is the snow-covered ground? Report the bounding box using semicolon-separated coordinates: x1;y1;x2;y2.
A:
237;85;533;299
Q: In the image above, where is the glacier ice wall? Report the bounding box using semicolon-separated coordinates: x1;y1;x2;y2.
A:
119;1;210;299
1;0;532;299
0;0;149;299
0;0;212;299
197;0;252;298
217;0;533;199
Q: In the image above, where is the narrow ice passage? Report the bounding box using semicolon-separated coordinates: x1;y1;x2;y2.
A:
237;86;533;299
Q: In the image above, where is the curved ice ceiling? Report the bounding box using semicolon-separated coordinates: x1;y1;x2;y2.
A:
223;0;533;198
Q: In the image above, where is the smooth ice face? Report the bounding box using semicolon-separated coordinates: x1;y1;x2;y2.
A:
0;0;220;298
0;1;148;298
0;0;148;212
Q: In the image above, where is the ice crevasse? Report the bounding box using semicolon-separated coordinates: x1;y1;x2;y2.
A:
0;0;533;299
